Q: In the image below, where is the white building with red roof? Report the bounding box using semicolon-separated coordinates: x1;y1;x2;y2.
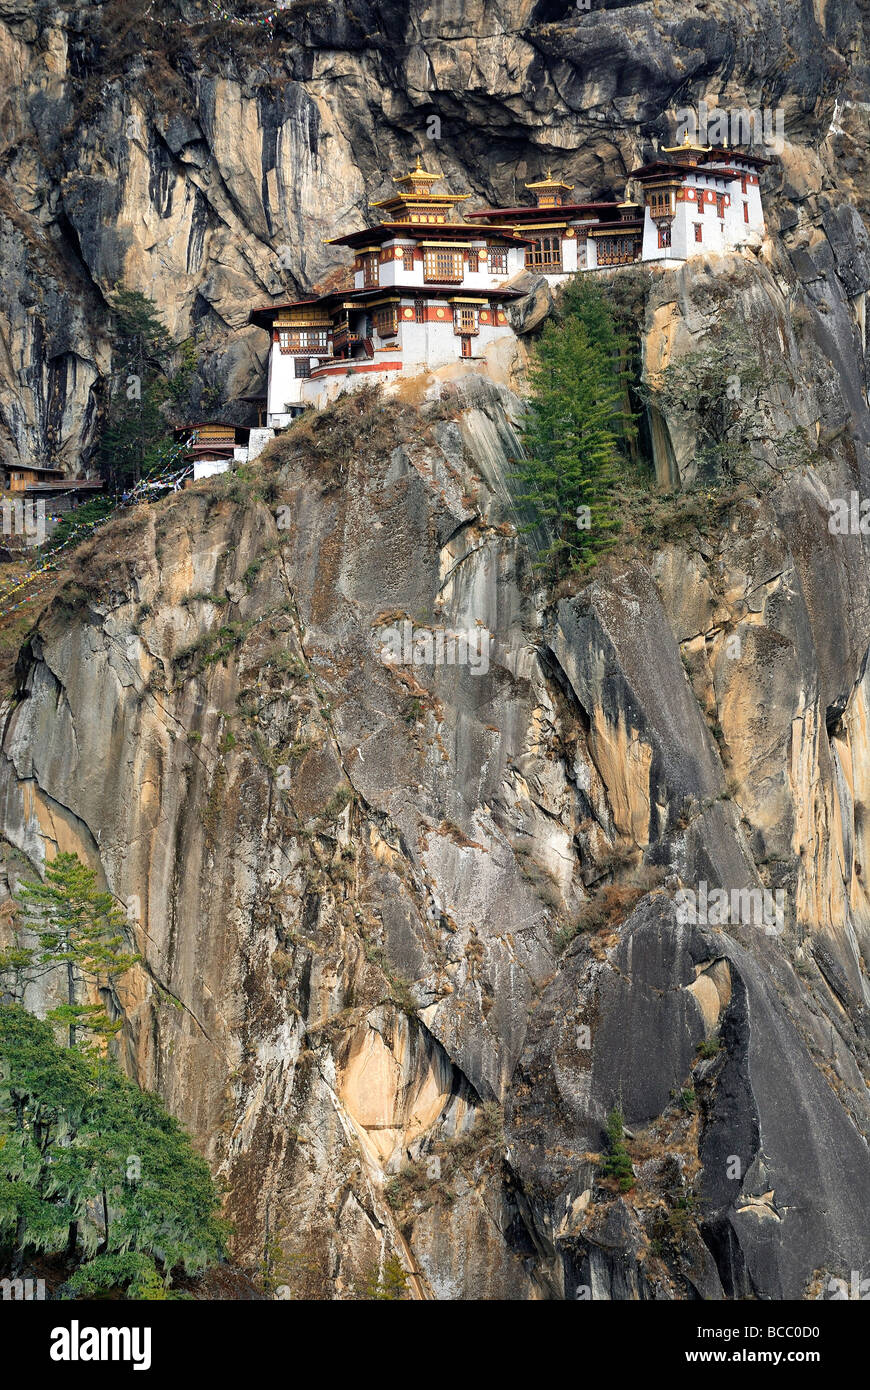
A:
246;144;771;426
249;159;529;426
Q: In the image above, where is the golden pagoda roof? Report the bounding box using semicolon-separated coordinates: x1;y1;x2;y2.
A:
525;167;575;191
661;131;712;154
369;192;470;208
393;154;444;186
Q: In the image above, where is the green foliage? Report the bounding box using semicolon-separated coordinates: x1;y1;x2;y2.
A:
678;1086;696;1112
320;785;354;823
66;1250;169;1299
655;1189;699;1246
7;853;140;1048
599;1105;635;1191
98;289;199;488
0;1004;227;1289
401;696;423;725
47;497;116;552
696;1035;721;1059
174;621;253;672
646;321;805;483
167;338;197;403
362;941;417;1017
360;1253;410;1300
513;279;632;576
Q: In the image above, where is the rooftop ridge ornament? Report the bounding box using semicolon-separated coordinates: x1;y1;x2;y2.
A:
524;169;575;190
661;130;713;153
393;155;445;186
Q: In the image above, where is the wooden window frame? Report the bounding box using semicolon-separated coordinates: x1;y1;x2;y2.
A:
487;247;509;274
373;304;398;338
423;248;464;282
524;235;562;272
596;236;634;267
453;305;479;336
278;327;329;355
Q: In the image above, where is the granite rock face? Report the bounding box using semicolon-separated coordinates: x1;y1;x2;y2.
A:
0;0;867;466
0;0;869;1300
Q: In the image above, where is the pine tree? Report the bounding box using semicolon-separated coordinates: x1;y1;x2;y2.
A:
0;1005;90;1270
515;310;624;576
0;1004;227;1287
99;289;181;489
599;1105;635;1192
9;853;140;1049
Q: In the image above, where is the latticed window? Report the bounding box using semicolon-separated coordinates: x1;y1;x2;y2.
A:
423;248;464;281
694;223;703;242
716;194;725;217
362;253;379;287
658;223;671;249
278;328;329;354
461;336;472;358
487;247;508;274
414;299;426;323
596;236;634;266
402;247;415;271
374;304;398;337
453;306;478;335
294;357;312;378
524;236;562;271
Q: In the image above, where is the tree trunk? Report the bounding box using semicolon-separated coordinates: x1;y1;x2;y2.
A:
11;1214;26;1275
67;957;75;1048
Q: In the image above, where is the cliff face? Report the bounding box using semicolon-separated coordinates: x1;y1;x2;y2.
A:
1;0;870;1300
0;0;867;466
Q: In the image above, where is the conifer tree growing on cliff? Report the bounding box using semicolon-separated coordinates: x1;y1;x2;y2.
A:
514;278;632;576
0;1004;227;1292
3;852;140;1049
99;288;194;489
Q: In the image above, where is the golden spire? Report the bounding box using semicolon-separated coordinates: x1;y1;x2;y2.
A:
524;170;574;190
393;155;442;185
662;130;712;154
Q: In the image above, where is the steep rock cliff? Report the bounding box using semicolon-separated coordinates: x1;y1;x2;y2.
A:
1;0;870;1301
0;0;868;466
